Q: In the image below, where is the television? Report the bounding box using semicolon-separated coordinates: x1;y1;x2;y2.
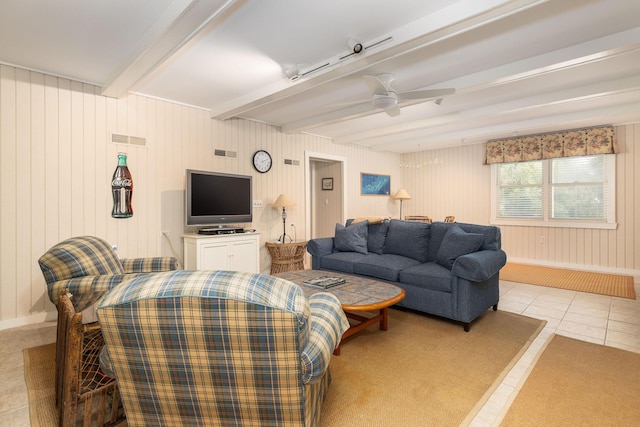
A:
185;169;253;227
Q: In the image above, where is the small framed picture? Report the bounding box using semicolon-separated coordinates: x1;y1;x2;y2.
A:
361;173;391;195
322;178;333;191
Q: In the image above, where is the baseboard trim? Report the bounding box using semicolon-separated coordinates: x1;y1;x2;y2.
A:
0;310;57;331
506;258;640;283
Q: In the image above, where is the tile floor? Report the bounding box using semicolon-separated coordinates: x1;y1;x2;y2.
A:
0;280;639;426
470;280;640;427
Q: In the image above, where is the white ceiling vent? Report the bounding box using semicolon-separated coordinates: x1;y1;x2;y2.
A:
111;133;147;147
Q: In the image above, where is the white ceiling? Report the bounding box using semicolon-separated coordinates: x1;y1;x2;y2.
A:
1;0;638;153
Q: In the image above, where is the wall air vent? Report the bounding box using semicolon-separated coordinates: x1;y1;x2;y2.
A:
129;136;146;146
111;133;147;147
214;149;238;158
284;159;300;166
111;134;129;144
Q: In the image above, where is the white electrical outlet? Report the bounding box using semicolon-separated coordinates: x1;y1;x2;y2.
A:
252;200;263;208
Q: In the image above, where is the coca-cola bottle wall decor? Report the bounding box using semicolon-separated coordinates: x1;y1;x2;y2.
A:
111;153;133;218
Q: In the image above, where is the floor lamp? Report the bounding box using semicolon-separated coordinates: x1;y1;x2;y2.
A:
394;188;411;220
273;194;296;243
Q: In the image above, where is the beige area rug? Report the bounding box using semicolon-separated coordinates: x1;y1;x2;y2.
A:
321;309;545;427
501;262;636;299
25;310;545;427
23;343;57;427
501;334;640;426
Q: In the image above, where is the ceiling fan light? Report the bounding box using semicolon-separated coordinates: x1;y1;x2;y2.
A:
372;93;397;110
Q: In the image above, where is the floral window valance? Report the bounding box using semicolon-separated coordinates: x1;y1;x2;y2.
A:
485;125;617;164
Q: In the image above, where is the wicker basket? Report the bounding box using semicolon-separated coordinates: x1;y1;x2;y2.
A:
266;241;308;274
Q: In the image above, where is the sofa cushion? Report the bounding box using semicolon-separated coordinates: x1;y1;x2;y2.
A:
456;223;501;251
320;252;368;273
435;226;484;269
429;222;501;257
345;218;389;254
383;220;430;262
353;254;421;282
334;221;368;254
367;221;389;254
399;262;453;293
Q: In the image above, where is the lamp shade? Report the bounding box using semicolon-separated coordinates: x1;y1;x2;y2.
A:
273;194;296;208
394;188;411;200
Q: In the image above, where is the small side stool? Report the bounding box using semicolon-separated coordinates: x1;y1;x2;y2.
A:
266;241;308;274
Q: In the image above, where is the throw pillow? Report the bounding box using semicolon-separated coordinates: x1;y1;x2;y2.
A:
334;220;369;254
367;220;389;254
383;220;430;262
436;226;484;269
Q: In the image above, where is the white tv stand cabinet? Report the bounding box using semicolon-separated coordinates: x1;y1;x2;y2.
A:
183;232;260;274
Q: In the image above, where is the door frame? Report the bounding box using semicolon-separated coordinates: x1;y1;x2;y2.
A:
304;151;347;241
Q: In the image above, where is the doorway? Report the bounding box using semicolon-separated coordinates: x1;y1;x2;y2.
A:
305;152;346;240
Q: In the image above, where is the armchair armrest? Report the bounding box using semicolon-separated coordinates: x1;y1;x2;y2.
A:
300;293;349;384
48;274;126;312
451;249;507;282
121;256;178;273
307;238;334;258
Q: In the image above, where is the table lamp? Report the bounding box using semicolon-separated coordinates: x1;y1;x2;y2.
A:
273;194;296;243
394;188;411;219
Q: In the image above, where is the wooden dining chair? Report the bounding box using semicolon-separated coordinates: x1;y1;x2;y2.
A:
444;216;456;222
405;215;432;223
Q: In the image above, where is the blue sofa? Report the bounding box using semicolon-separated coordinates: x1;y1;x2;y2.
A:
307;219;507;331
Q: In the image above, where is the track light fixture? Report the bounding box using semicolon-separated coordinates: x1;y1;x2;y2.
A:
348;38;363;54
284;65;301;81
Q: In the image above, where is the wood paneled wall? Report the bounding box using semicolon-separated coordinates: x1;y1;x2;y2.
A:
2;63;635;327
400;144;491;224
0;65;401;327
401;124;640;276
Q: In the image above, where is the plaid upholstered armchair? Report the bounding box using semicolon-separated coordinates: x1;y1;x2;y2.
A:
97;270;349;427
38;235;178;312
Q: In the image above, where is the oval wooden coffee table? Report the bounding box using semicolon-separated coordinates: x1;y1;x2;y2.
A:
275;270;406;355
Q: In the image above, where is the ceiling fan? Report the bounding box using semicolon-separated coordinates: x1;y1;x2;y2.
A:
358;73;455;117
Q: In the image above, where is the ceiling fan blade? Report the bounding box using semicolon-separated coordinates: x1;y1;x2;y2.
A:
385;106;401;117
363;74;393;95
398;88;456;101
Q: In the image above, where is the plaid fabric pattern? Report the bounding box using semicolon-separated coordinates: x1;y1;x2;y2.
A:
302;293;350;383
98;270;348;427
38;236;177;311
39;236;125;282
121;257;178;273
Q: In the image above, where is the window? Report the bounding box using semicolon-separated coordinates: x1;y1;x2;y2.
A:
491;154;616;229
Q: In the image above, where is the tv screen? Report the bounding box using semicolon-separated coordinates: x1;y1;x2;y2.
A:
185;169;253;226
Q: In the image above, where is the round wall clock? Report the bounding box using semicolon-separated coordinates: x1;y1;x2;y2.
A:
252;150;272;173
